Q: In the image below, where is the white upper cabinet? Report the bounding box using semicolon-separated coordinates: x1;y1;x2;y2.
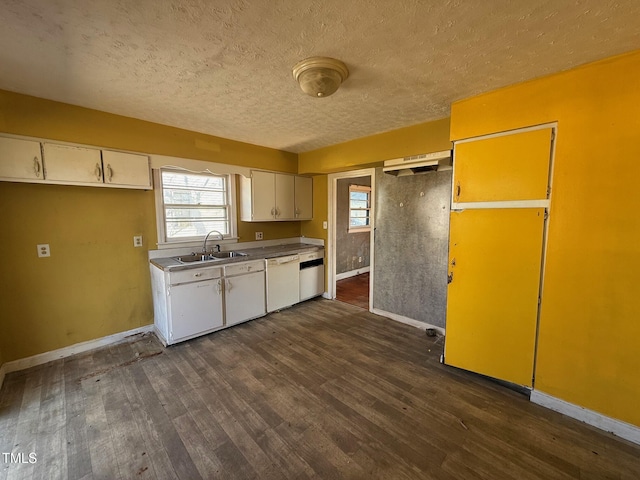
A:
275;173;295;220
294;175;313;220
102;150;151;188
241;170;313;222
0;136;45;182
43;143;104;184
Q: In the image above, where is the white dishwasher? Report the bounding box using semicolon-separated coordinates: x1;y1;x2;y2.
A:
266;254;300;312
299;250;324;301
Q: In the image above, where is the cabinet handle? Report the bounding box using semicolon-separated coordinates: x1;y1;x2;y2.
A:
106;164;113;182
455;182;461;199
271;207;275;217
225;279;232;292
216;279;222;294
275;207;280;217
33;157;41;178
194;272;202;277
95;163;103;181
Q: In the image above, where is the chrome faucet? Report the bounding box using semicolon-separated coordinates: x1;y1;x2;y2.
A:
202;230;223;254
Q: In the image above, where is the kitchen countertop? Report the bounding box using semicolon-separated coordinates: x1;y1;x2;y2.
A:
150;242;324;272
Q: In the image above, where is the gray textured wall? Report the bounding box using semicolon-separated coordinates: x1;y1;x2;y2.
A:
336;176;371;275
372;168;451;328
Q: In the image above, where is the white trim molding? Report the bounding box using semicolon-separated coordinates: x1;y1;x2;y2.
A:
371;308;446;336
335;266;370;281
531;390;640;446
0;325;154;391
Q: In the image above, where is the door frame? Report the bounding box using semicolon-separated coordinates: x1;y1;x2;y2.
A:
327;168;376;309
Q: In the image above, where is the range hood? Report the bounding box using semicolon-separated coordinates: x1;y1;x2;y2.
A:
383;149;452;176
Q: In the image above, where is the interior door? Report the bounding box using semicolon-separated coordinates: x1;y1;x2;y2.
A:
444;208;546;387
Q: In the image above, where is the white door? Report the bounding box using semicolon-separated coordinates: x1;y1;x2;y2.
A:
0;137;44;181
101;150;151;188
44;143;104;184
225;272;266;326
169;279;223;343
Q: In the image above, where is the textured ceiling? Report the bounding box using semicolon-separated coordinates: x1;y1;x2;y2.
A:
1;1;639;153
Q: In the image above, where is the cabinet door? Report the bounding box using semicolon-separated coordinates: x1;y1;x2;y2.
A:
294;176;313;220
444;208;545;387
225;272;266;326
0;137;44;182
251;170;276;220
43;143;103;184
102;150;151;189
275;173;295;220
169;279;223;343
453;128;552;203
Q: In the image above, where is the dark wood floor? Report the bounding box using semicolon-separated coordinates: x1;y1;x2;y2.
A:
336;272;369;310
1;299;639;480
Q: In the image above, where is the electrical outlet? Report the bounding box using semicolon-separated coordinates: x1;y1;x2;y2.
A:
358;256;362;263
37;244;50;258
255;232;263;240
133;235;143;247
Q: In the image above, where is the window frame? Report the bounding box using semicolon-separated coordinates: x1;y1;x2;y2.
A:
348;184;372;233
154;168;238;247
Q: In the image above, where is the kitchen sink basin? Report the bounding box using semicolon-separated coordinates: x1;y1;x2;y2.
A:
173;254;218;264
172;251;248;264
210;251;248;259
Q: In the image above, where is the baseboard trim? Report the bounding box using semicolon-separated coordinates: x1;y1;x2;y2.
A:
0;325;155;385
371;308;445;335
530;390;640;446
336;267;370;281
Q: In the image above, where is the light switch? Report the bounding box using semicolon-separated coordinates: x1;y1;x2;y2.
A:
37;244;50;257
323;221;328;229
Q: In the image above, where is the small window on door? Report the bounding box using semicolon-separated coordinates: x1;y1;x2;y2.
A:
349;185;371;233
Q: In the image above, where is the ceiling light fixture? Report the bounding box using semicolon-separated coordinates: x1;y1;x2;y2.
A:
292;57;349;98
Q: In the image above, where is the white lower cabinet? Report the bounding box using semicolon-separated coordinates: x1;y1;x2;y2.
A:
151;260;266;345
151;265;224;345
224;261;266;326
169;278;224;343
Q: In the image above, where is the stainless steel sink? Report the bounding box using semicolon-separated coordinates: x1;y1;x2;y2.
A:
172;251;248;264
173;253;219;264
210;251;248;259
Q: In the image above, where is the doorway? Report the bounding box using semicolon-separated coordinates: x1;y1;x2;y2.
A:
327;169;376;310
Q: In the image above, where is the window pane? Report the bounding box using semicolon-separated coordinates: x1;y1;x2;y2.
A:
162;171;225;190
166;220;229;239
351;210;369;218
350;199;369;209
350;217;370;227
163;189;225;205
165;207;227;219
161;169;230;241
350;191;368;201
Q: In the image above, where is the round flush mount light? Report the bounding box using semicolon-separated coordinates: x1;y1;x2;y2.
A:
292;57;349;98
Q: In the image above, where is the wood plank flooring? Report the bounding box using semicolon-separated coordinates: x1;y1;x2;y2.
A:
336;273;369;310
1;298;639;479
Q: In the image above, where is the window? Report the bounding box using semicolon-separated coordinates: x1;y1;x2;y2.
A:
349;184;371;233
157;169;236;243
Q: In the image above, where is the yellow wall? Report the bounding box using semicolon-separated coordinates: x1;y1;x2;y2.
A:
298;117;451;174
0;90;300;363
450;50;640;427
300;175;329;244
